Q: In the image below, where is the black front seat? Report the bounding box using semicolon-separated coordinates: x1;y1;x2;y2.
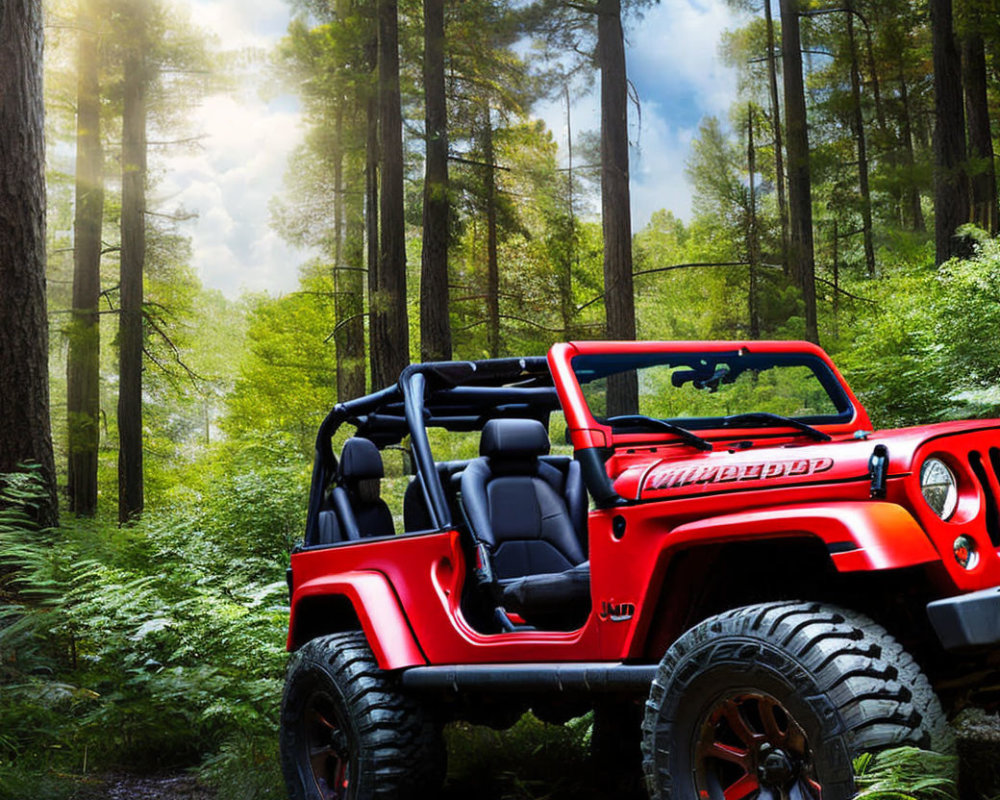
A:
460;418;590;627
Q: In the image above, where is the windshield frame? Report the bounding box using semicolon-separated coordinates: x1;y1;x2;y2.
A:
548;340;870;450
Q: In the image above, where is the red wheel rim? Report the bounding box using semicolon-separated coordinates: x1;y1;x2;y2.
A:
304;693;351;800
694;692;823;800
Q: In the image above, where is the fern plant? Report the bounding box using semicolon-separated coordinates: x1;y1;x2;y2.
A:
853;747;959;800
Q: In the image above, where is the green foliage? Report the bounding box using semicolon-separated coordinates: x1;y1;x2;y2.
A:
0;466;288;799
853;748;958;800
223;268;338;457
835;232;1000;427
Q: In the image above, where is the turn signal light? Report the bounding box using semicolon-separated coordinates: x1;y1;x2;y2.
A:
953;535;979;570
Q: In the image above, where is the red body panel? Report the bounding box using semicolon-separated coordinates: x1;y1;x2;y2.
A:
290;531;604;666
289;569;425;669
288;340;1000;668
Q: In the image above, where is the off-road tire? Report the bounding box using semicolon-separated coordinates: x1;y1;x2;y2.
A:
279;631;445;800
641;601;950;800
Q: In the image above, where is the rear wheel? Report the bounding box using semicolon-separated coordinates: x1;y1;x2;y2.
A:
280;631;445;800
642;601;950;800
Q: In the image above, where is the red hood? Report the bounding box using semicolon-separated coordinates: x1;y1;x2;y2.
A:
619;418;1000;501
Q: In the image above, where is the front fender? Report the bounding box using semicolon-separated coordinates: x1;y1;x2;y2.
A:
667;501;940;571
288;570;426;669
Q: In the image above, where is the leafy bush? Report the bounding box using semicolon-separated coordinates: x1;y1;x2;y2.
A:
837;231;1000;428
0;467;288;798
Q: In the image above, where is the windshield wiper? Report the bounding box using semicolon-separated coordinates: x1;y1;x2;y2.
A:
605;414;713;451
721;412;831;442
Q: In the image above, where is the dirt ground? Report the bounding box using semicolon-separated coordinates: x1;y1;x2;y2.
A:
72;773;216;800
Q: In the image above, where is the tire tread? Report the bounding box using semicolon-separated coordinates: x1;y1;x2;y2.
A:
641;601;951;800
280;631;445;800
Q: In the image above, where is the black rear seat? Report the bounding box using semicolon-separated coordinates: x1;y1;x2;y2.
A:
316;437;394;543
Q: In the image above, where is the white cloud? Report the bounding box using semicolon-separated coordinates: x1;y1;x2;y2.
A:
628;1;743;120
188;0;292;52
630;110;698;225
142;0;317;299
155;89;312;297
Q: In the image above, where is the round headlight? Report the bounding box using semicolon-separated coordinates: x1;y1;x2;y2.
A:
920;458;957;520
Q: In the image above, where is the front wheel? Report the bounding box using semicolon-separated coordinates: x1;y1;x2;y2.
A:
641;601;950;800
279;631;445;800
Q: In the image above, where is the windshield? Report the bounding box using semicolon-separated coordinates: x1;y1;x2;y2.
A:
571;350;853;429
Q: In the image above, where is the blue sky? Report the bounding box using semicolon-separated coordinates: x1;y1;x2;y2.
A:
162;0;745;297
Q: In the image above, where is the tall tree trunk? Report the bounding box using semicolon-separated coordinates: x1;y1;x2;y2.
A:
482;109;500;359
832;218;840;337
333;104;344;286
332;102;365;401
863;26;887;139
340;173;368;401
562;84;576;336
897;64;926;232
747;109;761;340
846;5;875;277
597;0;637;415
420;0;452;362
0;0;57;526
779;0;818;344
931;0;969;264
963;31;997;235
118;14;147;524
372;0;409;389
763;0;789;273
67;0;103;516
365;25;379;388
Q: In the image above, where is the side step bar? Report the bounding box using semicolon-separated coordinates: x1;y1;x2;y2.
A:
399;662;657;693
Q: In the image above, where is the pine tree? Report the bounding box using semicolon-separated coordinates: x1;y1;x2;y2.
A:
0;0;58;526
67;0;105;515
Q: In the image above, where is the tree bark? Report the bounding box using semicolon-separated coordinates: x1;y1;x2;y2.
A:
482;109;500;359
897;64;926;232
747;109;761;340
779;0;818;344
962;31;997;235
372;0;409;389
931;0;969;264
364;22;379;387
332;101;366;402
420;0;452;362
846;5;875;277
118;10;147;524
340;181;368;401
763;0;789;273
0;0;57;525
863;26;887;140
68;0;103;516
597;0;637;415
561;84;576;335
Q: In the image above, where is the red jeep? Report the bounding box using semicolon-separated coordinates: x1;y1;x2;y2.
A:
280;340;998;800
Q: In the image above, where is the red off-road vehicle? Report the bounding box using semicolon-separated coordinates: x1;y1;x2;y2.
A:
280;341;1000;800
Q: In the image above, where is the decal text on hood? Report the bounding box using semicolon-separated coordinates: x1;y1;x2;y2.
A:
647;457;834;491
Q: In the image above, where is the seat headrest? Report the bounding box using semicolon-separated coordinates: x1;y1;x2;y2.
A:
480;418;550;460
339;437;384;481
